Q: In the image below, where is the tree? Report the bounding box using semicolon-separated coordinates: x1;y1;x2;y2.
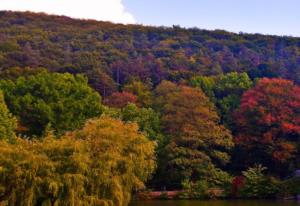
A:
214;72;253;128
0;117;156;206
121;103;164;143
104;92;137;108
154;81;233;187
0;71;102;137
189;72;253;129
0;136;91;206
234;78;300;175
123;80;153;107
189;75;216;102
1;11;300;87
0;67;47;81
86;68;117;97
71;117;156;206
0;90;16;142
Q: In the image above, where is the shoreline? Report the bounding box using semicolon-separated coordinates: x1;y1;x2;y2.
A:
135;190;300;201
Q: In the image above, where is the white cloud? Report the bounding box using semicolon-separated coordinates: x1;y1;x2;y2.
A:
0;0;135;24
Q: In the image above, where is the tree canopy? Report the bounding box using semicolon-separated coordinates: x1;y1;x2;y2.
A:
154;81;233;187
0;90;16;142
1;11;300;92
0;117;156;206
234;78;300;175
1;10;300;201
121;103;163;143
189;72;253;128
104;92;137;108
0;71;102;137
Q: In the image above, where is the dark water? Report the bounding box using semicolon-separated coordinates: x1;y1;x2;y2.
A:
130;200;300;206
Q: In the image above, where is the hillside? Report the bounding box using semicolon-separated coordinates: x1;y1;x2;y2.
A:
0;11;300;96
1;11;300;204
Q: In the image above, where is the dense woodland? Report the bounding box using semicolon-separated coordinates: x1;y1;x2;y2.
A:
0;11;300;205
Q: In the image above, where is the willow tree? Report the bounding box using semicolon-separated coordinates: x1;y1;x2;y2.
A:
71;117;156;206
0;136;90;206
0;117;156;206
0;90;16;142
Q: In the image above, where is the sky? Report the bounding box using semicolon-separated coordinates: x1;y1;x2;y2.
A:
0;0;135;24
0;0;299;37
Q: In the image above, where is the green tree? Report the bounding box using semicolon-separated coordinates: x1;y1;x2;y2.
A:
0;90;16;142
0;71;102;137
189;75;216;102
121;103;164;143
189;72;253;128
214;72;253;128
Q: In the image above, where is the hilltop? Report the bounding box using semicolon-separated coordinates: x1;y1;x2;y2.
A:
0;11;299;96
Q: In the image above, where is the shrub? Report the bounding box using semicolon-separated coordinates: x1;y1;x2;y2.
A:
280;177;300;197
180;168;232;199
241;165;280;198
232;176;245;197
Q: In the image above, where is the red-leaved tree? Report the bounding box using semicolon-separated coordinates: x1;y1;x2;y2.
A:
103;92;137;108
234;78;300;174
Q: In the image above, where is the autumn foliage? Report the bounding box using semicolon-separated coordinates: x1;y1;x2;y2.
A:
154;81;233;186
104;92;137;108
1;11;300;202
0;117;156;206
234;78;300;170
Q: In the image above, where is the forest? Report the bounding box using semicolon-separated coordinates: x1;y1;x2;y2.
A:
0;11;300;206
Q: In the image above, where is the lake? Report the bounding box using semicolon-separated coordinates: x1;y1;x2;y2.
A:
130;200;300;206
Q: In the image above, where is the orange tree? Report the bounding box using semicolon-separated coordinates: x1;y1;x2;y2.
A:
154;81;233;188
104;91;137;108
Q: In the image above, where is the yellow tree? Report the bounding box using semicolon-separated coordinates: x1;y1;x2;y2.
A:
0;90;16;142
123;80;153;107
0;117;156;206
71;117;156;206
